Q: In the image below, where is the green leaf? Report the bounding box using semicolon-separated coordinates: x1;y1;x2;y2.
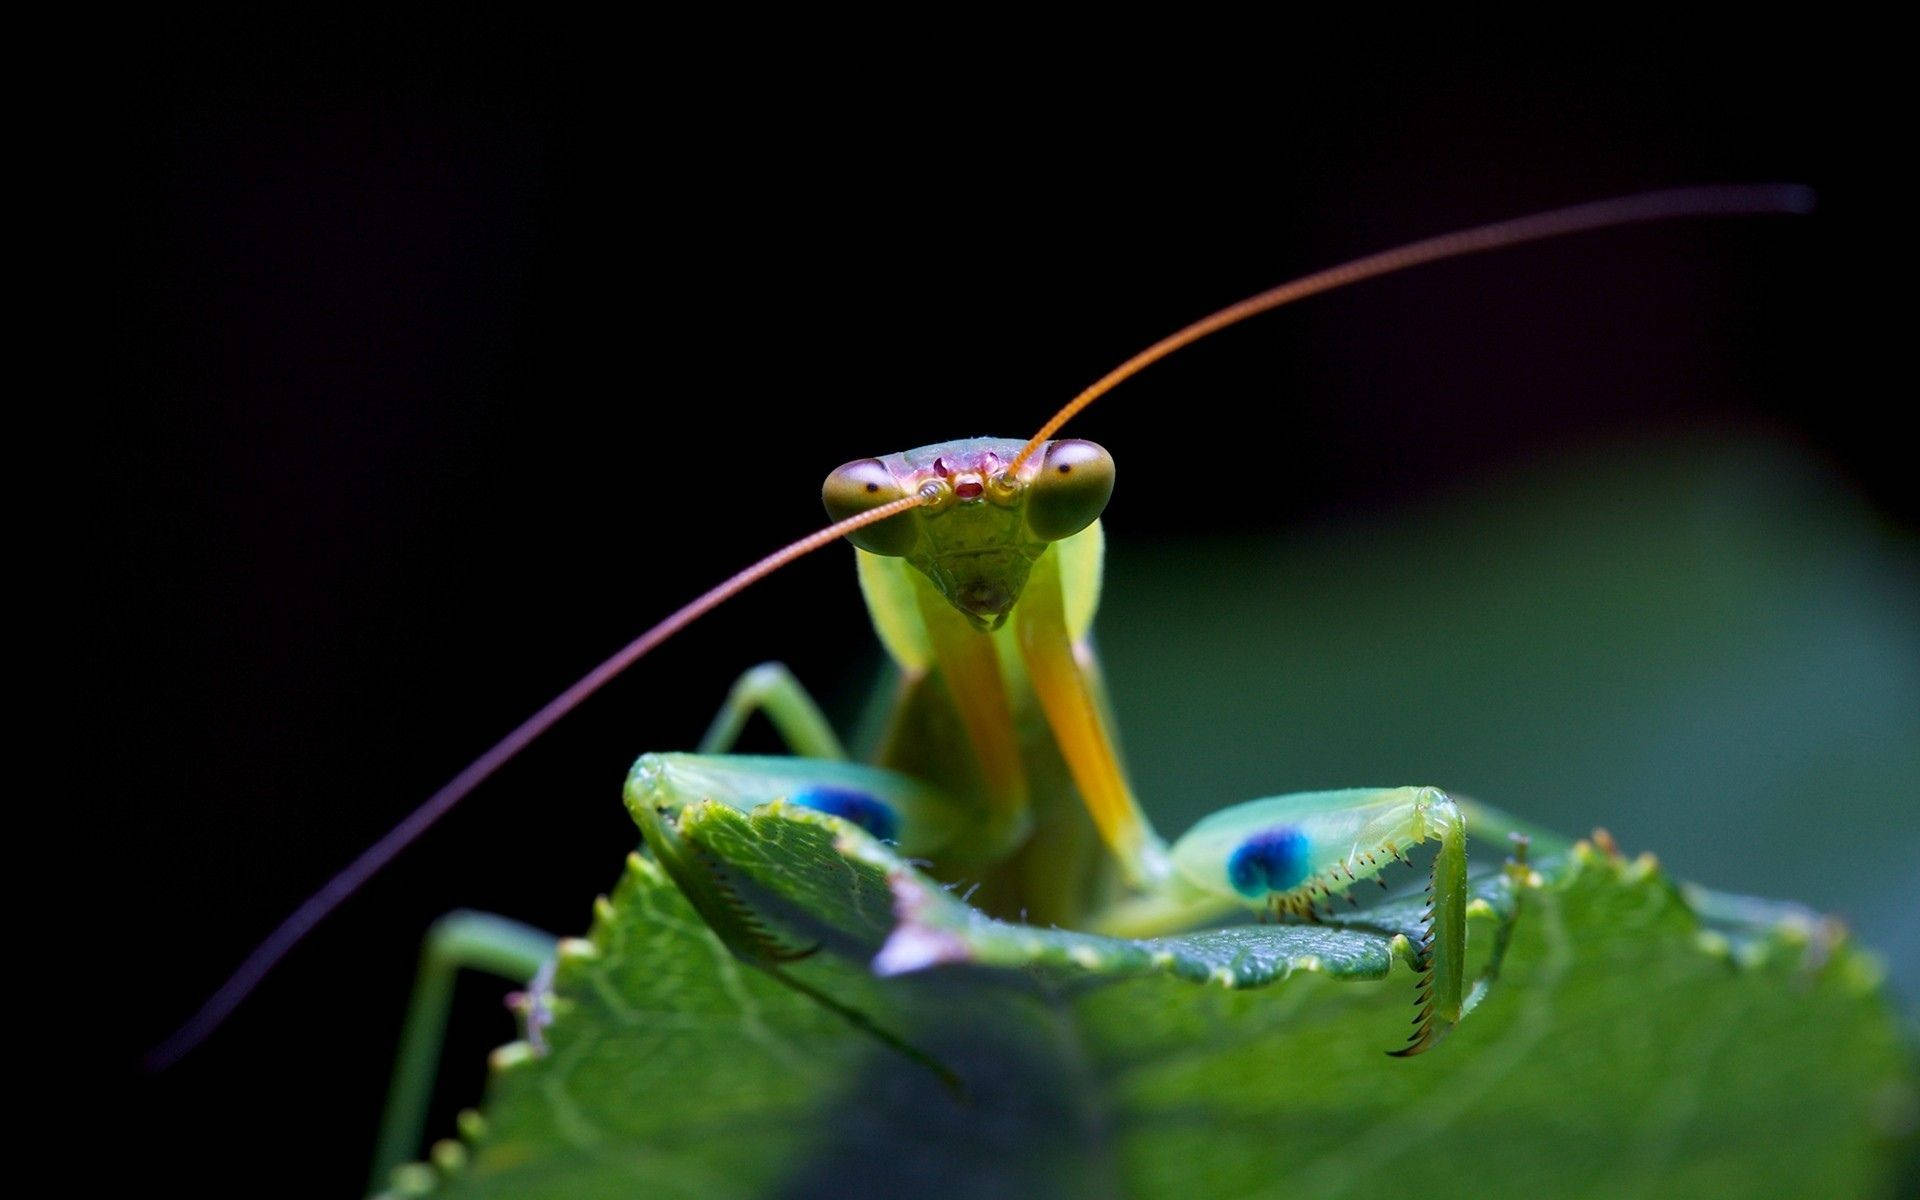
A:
392;805;1917;1200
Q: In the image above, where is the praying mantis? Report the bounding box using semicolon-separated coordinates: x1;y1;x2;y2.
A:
143;185;1841;1193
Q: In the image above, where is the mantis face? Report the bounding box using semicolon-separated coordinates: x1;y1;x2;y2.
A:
822;436;1115;630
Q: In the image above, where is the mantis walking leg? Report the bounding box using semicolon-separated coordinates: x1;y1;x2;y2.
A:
696;662;848;759
372;912;555;1189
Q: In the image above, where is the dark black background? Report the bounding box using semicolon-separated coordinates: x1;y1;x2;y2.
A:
110;23;1883;1194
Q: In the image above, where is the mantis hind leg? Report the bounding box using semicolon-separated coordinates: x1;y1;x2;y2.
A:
371;911;556;1191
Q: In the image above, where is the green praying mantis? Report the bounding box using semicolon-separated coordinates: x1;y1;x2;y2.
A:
148;185;1818;1184
634;435;1531;1059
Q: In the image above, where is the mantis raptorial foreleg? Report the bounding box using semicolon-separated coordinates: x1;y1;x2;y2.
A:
1137;788;1575;1054
373;660;916;1187
376;746;970;1186
625;752;969;1091
1148;787;1475;1054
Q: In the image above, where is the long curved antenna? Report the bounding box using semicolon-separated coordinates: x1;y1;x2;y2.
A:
146;493;925;1070
1009;184;1814;472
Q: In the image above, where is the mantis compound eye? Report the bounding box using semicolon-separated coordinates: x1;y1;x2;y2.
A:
823;457;920;556
1025;439;1115;541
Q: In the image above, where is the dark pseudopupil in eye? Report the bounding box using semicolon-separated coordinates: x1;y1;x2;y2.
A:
1025;440;1114;541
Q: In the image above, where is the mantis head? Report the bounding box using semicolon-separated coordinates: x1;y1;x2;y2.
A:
822;436;1115;630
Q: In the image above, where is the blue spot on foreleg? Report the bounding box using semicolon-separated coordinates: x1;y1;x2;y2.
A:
791;787;900;842
1226;826;1310;898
